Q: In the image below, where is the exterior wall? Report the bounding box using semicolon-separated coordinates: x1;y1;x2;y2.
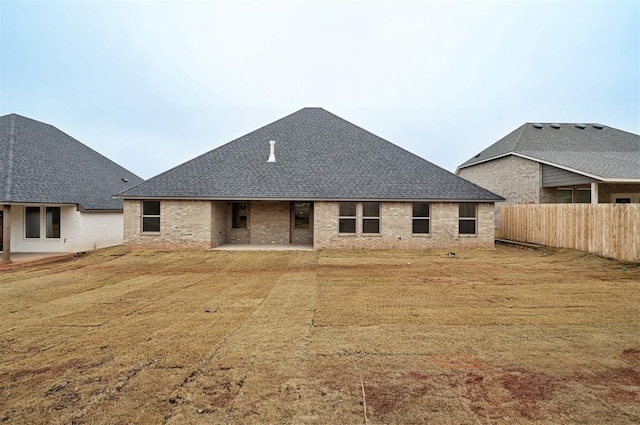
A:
76;211;124;251
211;201;228;248
249;201;290;244
6;204;123;253
124;200;212;250
598;183;640;203
313;201;494;249
458;155;541;224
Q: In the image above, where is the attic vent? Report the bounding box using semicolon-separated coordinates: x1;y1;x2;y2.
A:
575;124;586;129
474;153;481;158
592;124;604;130
267;140;276;162
550;124;561;129
532;124;543;129
121;178;129;182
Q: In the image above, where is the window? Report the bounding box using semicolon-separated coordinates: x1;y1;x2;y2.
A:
412;202;430;234
557;188;573;203
338;202;356;233
142;201;160;232
459;203;477;235
232;202;247;229
362;202;380;234
46;207;61;238
577;189;591;204
611;193;640;204
293;202;310;229
25;207;40;238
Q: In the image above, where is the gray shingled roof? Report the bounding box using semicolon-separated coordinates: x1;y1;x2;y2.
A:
458;123;640;181
0;114;143;210
118;108;502;201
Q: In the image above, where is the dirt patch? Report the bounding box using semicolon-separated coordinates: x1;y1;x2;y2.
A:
0;246;639;424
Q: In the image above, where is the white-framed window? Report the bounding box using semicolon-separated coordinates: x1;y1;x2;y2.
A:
611;193;640;204
338;202;356;233
362;202;380;234
141;200;161;232
459;203;477;235
25;206;41;239
24;206;61;239
412;202;430;234
557;188;573;203
46;207;61;238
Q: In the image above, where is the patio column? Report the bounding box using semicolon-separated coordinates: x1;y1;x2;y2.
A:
2;205;10;264
590;182;599;204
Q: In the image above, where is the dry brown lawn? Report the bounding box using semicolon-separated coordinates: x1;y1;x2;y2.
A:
0;245;638;424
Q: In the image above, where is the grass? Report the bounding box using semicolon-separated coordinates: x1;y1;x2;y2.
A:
0;246;638;424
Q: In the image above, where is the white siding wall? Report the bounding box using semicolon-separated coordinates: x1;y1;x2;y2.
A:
7;205;123;253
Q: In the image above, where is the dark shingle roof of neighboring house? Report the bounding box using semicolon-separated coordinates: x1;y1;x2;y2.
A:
0;114;143;210
117;108;502;202
457;123;640;181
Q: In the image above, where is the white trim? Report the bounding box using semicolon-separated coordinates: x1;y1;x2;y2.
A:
458;152;640;183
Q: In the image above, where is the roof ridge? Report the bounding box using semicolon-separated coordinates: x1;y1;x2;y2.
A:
511;122;529;153
4;114;16;201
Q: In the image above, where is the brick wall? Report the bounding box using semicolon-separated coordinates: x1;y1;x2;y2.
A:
211;201;228;247
458;155;541;225
598;184;640;203
313;201;495;249
124;200;212;250
249;201;290;244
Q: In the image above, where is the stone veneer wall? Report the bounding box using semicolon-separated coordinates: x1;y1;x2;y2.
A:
124;200;212;250
313;201;495;249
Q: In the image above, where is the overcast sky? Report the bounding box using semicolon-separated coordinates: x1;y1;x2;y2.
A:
1;0;638;179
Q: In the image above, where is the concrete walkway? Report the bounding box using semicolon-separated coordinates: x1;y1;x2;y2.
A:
213;244;313;251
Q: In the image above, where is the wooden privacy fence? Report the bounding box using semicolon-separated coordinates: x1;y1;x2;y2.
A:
501;204;640;263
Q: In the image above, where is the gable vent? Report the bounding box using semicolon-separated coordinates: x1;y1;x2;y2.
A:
575;124;586;129
532;123;543;129
550;124;561;129
267;140;276;162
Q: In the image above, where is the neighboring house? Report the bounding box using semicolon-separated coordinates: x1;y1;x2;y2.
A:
116;108;502;250
0;113;144;263
457;123;640;222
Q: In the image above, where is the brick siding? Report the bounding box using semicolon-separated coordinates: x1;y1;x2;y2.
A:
313;201;495;249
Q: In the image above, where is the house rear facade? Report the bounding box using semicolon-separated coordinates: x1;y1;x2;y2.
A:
117;108;503;250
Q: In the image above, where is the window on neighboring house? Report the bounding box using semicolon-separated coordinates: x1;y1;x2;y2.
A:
142;200;161;232
459;203;477;235
232;202;248;229
412;202;430;234
293;202;310;229
557;188;573;203
362;202;380;234
25;206;40;238
577;189;591;204
46;207;61;238
338;202;356;233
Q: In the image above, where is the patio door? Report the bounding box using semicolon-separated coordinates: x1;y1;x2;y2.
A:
290;202;313;245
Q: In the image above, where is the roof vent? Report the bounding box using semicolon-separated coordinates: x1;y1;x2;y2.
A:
532;124;543;129
592;124;604;130
550;124;561;129
575;124;586;129
121;178;129;182
267;140;276;162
